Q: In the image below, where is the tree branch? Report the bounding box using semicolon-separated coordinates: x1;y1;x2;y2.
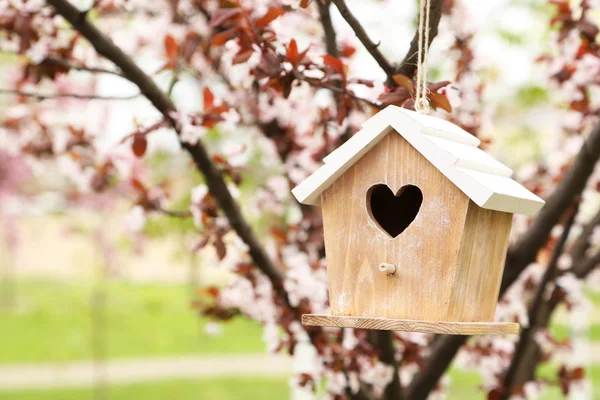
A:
498;244;600;394
407;334;466;399
331;0;444;81
370;330;403;400
570;208;600;264
501;203;579;399
43;56;124;77
572;248;600;279
45;0;289;302
0;50;124;77
395;0;444;78
0;88;139;100
408;124;600;399
330;0;395;79
317;0;340;58
505;125;600;291
296;73;381;109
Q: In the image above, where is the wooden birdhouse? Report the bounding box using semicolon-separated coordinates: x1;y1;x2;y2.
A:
292;106;545;335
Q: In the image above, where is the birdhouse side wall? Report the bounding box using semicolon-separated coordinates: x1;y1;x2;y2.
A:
321;131;471;321
446;203;513;322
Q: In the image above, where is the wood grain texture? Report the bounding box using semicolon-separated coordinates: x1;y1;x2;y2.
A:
302;314;520;335
321;131;471;321
447;203;513;322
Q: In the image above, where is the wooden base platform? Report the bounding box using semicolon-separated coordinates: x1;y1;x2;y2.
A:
302;314;519;335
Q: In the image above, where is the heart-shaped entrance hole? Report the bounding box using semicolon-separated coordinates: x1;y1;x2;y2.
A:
367;184;423;238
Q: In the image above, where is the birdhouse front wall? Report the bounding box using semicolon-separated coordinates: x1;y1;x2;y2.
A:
321;129;515;322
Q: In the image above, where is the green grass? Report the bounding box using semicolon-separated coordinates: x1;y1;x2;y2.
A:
0;378;289;400
448;365;600;399
2;367;599;400
549;290;600;340
551;323;600;341
0;279;264;364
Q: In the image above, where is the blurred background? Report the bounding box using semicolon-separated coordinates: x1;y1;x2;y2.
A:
1;0;600;399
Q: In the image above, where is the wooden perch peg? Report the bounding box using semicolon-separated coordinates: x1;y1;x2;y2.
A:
379;263;396;275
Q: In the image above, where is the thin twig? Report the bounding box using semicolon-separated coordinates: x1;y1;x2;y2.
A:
317;0;340;58
331;0;395;78
570;208;600;264
0;50;124;76
296;73;382;109
167;71;179;97
0;88;140;100
156;207;192;218
46;56;124;77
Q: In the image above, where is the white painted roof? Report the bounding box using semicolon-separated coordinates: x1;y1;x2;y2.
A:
292;106;545;216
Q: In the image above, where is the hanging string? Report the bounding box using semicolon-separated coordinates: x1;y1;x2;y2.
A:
415;0;431;114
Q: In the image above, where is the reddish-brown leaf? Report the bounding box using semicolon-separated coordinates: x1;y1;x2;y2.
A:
392;74;415;93
341;43;356;58
130;178;146;193
203;87;214;110
281;74;295;98
578;21;599;43
232;47;254;65
214;238;227;260
211;27;237;47
181;32;201;61
256;49;282;79
202;116;221;129
131;134;147;157
300;0;312;8
193;237;210;252
209;8;242;27
255;6;285;29
427;80;452;92
296;47;310;65
212;154;226;164
211;104;230;114
206;286;220;298
378;88;411;106
270;227;287;241
336;96;348;125
287;39;299;62
429;91;453;113
571;367;585;380
287;39;309;65
323;55;344;76
164;34;179;61
487;389;502;400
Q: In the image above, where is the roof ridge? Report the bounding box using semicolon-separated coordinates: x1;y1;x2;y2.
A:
292;106;544;216
421;133;514;177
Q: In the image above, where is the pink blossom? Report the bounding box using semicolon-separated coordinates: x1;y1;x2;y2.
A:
204;322;223;337
557;273;583;295
124;205;146;233
360;361;394;397
0;150;30;201
558;254;573;271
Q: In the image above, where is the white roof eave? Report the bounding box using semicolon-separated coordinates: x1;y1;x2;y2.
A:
291;106;545;216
